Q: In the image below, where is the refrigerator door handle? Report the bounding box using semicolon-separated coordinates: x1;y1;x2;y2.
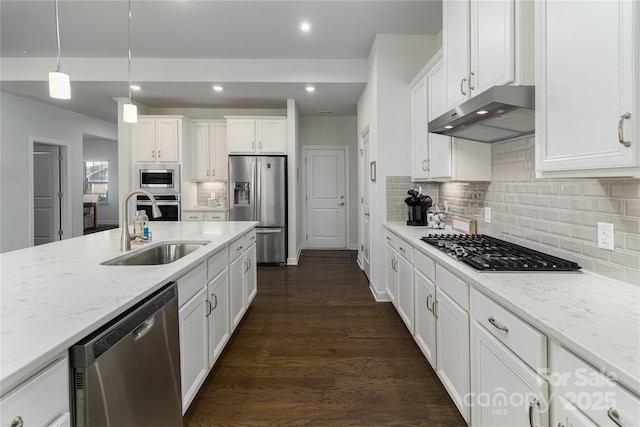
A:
251;157;257;220
256;229;282;234
256;159;262;223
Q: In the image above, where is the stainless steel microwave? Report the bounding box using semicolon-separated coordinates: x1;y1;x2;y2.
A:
135;164;180;194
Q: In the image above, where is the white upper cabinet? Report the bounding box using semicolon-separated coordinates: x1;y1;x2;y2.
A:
444;0;533;111
132;116;184;163
226;117;287;155
535;0;639;177
191;120;228;181
410;50;492;182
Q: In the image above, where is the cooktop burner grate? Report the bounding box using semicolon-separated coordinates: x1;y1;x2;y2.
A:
420;234;581;272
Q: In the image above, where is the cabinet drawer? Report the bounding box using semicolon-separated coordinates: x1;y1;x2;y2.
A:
414;250;435;282
205;212;226;221
183;212;204;221
245;229;257;247
471;288;546;370
1;355;69;427
384;230;397;249
207;247;228;280
229;237;245;262
551;344;640;427
177;263;206;307
436;264;468;310
396;238;413;263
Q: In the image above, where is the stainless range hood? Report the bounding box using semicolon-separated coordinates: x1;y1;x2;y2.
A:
428;86;535;143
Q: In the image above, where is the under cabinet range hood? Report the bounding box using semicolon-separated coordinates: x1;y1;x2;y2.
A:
428;86;535;143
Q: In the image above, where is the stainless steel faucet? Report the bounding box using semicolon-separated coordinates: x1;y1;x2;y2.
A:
121;189;162;251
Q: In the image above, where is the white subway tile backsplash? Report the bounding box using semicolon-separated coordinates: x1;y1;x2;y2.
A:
389;135;639;285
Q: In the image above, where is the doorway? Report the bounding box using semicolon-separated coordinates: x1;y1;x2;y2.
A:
33;143;65;245
360;128;371;280
303;146;348;249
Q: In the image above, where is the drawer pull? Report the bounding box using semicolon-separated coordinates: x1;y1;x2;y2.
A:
11;416;24;427
488;316;509;333
386;236;391;241
237;245;243;251
608;407;625;427
399;246;405;253
529;398;540;427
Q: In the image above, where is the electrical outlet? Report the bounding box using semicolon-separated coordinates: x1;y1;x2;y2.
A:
443;201;448;212
485;207;492;223
597;222;615;251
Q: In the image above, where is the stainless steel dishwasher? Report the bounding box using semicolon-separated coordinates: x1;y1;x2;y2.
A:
70;283;182;427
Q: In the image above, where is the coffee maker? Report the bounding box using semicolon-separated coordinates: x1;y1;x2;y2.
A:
405;186;432;226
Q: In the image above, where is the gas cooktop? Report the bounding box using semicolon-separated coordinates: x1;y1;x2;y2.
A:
420;234;581;272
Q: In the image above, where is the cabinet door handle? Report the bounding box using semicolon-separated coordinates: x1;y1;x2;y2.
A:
460;77;467;96
528;398;540;427
468;71;475;91
608;407;625;427
207;169;210;177
212;169;215;176
426;294;433;312
211;293;218;310
422;160;427;171
205;299;213;317
488;316;509;333
618;112;631;148
252;141;255;150
158;150;161;158
433;300;438;318
152;150;155;158
259;141;263;149
338;202;345;206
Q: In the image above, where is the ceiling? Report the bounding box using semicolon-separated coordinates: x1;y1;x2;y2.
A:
1;0;442;123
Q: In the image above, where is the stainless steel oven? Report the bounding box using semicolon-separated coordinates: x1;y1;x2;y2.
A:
135;163;180;194
136;195;181;221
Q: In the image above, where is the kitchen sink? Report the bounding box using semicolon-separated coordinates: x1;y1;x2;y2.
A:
102;241;210;266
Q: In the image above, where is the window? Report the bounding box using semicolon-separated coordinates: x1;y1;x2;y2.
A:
85;160;109;204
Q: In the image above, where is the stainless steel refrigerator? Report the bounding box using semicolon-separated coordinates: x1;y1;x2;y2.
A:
228;155;287;264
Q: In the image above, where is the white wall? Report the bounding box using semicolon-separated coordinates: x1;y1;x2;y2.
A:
299;115;358;248
83;137;119;225
357;35;439;299
1;92;117;252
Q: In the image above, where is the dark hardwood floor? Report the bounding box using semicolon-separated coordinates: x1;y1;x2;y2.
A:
183;253;467;426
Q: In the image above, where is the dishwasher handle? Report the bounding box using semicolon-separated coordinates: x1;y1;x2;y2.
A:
70;282;177;367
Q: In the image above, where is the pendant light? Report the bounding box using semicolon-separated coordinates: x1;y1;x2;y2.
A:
49;0;70;99
123;0;137;123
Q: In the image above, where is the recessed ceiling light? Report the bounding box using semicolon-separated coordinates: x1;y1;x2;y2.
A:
300;22;311;32
306;86;315;92
212;85;223;92
444;125;454;129
476;110;489;115
130;85;141;91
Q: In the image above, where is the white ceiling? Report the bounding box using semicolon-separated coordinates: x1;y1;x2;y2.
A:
1;0;442;123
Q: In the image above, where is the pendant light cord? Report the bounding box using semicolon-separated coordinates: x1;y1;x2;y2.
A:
54;0;62;72
128;0;132;103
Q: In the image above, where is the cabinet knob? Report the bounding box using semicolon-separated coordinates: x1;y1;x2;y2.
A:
11;416;24;427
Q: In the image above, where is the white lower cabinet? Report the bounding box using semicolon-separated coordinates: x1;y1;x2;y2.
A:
549;343;640;427
436;287;471;423
207;268;230;368
385;241;398;306
179;284;208;413
396;249;414;334
177;229;257;414
0;355;70;427
471;322;548;427
414;269;436;369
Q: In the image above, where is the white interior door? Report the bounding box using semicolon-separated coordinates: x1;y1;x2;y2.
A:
33;143;61;246
361;131;371;279
305;148;346;248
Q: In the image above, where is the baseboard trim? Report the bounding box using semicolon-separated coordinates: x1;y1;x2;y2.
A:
368;281;390;302
287;245;302;265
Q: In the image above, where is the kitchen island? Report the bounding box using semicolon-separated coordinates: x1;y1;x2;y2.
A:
0;221;257;395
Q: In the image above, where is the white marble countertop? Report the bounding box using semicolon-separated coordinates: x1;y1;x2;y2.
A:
183;207;228;212
384;222;640;395
0;221;256;393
